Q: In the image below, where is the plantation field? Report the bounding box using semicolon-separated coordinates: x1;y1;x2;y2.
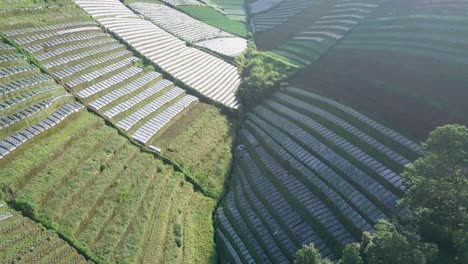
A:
0;111;217;263
217;87;423;261
1;0;235;197
0;0;91;30
254;0;335;50
177;6;248;37
258;0;383;67
154;103;235;198
129;2;247;57
291;0;468;138
250;0;314;33
0;202;87;263
209;0;247;22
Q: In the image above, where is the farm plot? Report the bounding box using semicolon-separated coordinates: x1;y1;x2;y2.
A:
291;0;468;138
0;0;90;30
130;2;247;57
177;5;248;37
0;41;81;160
253;0;336;51
74;0;242;109
250;0;283;15
153;104;235;198
250;0;313;33
0;111;217;263
160;0;204;6
3;21;201;147
2;4;235;198
209;0;247;22
217;88;423;261
272;0;383;67
0;202;87;263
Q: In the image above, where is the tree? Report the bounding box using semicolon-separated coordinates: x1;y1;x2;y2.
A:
400;125;468;261
338;243;363;264
235;42;298;107
363;220;437;264
294;243;332;264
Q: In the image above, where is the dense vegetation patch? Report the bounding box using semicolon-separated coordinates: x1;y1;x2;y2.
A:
235;42;299;108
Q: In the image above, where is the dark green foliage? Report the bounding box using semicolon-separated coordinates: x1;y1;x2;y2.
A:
338;243;363;264
362;220;437;264
99;164;106;172
235;42;299;108
175;236;182;248
401;125;468;262
294;243;332;264
174;222;183;248
174;223;183;237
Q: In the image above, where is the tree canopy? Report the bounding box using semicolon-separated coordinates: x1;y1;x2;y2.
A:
363;220;437;264
235;42;298;107
294;243;332;264
294;125;468;264
401;124;468;262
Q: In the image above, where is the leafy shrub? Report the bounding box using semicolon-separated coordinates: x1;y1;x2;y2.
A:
174;223;183;238
175;236;182;248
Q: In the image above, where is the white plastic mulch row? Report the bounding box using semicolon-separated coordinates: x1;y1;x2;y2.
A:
74;0;241;109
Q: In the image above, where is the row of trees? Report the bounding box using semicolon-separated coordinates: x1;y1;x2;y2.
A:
295;125;468;264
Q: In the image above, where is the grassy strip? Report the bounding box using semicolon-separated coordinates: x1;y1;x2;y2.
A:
183;194;217;264
0;95;73;140
154;104;235;199
0;110;98;194
0;204;86;263
9;199;105;263
141;176;178;263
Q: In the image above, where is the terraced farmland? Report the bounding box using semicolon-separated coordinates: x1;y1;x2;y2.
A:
292;0;468;137
0;202;87;263
0;40;80;160
177;5;249;37
3;21;202;148
74;0;242;109
216;87;423;261
1;0;465;263
130;2;247;57
160;0;204;6
0;110;217;263
272;0;383;67
209;0;247;22
250;0;283;15
250;0;314;33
